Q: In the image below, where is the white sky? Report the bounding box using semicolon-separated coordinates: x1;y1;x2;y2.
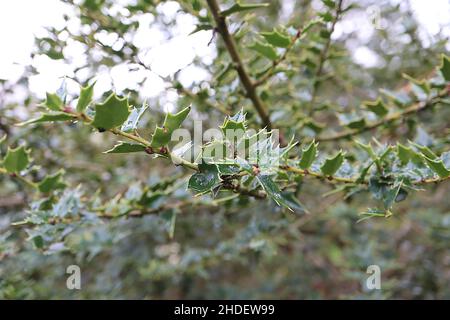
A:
0;0;449;99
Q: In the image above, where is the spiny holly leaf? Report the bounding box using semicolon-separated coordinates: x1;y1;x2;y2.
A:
217;164;240;175
37;169;66;193
17;112;75;126
396;144;408;165
3;146;30;173
104;142;146;154
383;181;403;210
299;140;318;169
396;143;423;166
164;106;191;132
402;74;430;95
261;29;291;48
188;163;220;193
220;110;247;143
355;140;377;159
409;141;437;160
379;89;411;107
302;17;324;34
423;156;450;178
42;92;63;111
345;118;366;130
221;2;269;17
439;54;450;82
121;102;148;132
397;143;413;165
279;191;308;214
320;150;344;176
256;174;306;213
76;82;95;113
150;107;191;148
91;94;130;130
364;98;388;117
249;41;278;61
303;119;325;133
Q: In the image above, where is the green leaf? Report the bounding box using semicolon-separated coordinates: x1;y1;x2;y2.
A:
91;93;130;130
355;140;376;159
279;192;308;214
150;127;171;149
33;235;44;249
150;107;191;148
164;106;191;133
220;110;247;141
190;23;214;35
402;74;430;95
42;92;63;111
302;18;323;34
299;140;318;169
104;142;146;154
379;89;411;107
383;181;402;210
345;118;366;130
221;2;269;17
409;141;437;160
423;156;450;178
364;98;388;117
76;82;95;113
256;174;306;212
249;41;278;61
17;112;75;126
319;12;333;22
322;0;335;8
188;163;220;193
439;54;450;82
191;0;201;11
396;143;422;166
37;169;66;193
121;102;148;132
3;146;30;173
397;143;412;165
217;164;240;175
261;30;291;48
320;150;344;176
161;210;177;239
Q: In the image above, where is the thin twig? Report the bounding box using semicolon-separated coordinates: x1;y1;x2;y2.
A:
316;89;448;142
206;0;272;130
308;0;343;115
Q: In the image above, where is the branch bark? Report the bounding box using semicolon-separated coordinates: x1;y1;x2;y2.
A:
206;0;272;130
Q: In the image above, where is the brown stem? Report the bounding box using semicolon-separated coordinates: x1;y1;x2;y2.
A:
316;89;448;142
308;0;343;115
206;0;272;130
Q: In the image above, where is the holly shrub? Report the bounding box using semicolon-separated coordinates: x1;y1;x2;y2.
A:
1;0;449;299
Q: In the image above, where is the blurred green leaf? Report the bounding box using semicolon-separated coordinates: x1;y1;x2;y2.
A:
91;94;130;130
221;2;269;17
3;146;30;173
320;151;344;176
76;82;95;113
249;41;278;61
299;140;318;169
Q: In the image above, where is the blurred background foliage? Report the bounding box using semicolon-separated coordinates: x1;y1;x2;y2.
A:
0;0;449;299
